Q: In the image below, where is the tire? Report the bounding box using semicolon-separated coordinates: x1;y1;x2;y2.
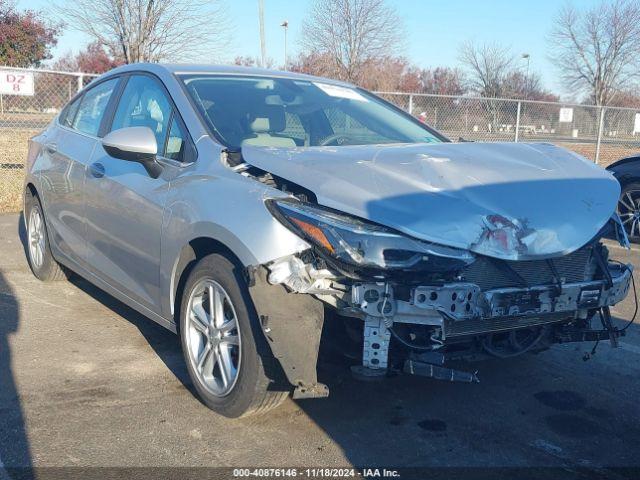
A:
617;182;640;242
179;253;289;417
24;192;67;282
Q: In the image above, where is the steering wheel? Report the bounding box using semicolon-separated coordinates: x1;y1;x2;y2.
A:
319;134;354;146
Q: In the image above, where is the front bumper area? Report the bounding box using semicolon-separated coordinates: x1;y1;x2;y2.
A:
256;252;633;392
350;262;632;339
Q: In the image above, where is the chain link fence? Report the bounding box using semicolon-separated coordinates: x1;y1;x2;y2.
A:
0;67;97;212
377;92;640;168
1;67;639;213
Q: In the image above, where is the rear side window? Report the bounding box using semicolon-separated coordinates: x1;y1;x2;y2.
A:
72;78;118;136
60;96;82;128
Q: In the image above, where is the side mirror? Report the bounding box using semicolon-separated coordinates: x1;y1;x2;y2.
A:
102;127;163;178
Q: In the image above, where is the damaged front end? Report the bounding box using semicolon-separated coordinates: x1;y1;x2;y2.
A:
248;197;634;395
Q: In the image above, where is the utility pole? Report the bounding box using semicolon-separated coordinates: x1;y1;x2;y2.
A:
258;0;266;68
281;20;289;70
522;53;530;100
519;53;530;142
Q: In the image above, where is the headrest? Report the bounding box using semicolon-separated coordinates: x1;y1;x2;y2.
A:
247;105;286;133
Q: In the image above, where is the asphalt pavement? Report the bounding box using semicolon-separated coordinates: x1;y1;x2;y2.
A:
1;212;640;480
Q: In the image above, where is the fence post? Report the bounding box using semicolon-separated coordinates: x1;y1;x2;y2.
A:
408;94;413;115
595;106;606;164
77;74;84;93
515;101;521;142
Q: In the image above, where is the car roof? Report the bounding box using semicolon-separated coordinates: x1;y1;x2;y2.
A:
102;63;356;89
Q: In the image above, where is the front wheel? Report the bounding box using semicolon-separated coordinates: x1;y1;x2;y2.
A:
179;253;289;417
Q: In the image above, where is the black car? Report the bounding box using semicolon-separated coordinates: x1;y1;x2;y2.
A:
607;155;640;241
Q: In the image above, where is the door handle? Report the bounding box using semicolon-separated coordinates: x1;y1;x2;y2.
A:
45;143;57;154
89;162;105;178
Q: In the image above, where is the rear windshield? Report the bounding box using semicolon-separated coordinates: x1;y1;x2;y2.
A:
179;74;444;150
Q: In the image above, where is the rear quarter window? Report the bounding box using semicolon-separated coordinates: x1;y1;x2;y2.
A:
59;96;82;128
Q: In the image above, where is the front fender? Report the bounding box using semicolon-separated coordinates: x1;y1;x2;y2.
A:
159;150;309;320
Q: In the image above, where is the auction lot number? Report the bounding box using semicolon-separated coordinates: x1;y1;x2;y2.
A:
233;468;400;478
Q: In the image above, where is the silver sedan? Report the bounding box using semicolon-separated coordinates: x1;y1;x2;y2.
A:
24;64;633;417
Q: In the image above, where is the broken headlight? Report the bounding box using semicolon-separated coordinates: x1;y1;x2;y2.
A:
266;198;474;271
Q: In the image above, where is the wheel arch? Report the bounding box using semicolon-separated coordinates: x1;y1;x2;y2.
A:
23;182;38;213
606;156;640;187
23;182;41;235
25;182;37;198
618;174;640;188
169;236;248;323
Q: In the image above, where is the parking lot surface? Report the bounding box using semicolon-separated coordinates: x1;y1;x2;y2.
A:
1;212;640;479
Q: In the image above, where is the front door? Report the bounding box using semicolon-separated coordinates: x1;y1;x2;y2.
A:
83;74;184;313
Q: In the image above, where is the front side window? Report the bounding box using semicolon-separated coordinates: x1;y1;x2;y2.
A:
111;75;173;154
180;75;444;150
72;78;118;136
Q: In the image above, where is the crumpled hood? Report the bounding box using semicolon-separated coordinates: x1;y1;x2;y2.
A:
242;142;621;260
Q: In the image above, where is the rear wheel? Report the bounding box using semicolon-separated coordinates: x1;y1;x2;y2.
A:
179;253;289;417
617;182;640;242
24;193;66;281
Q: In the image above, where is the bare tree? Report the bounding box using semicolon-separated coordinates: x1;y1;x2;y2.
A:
502;71;559;102
300;0;404;83
289;51;336;78
357;56;420;92
420;67;466;96
54;0;232;64
458;42;520;132
549;0;640;106
458;41;515;98
233;55;275;69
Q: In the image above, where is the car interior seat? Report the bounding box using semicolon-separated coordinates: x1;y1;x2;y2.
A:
241;105;296;148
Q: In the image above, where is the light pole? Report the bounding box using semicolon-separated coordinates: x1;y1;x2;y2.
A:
281;20;288;70
522;53;530;100
258;0;266;68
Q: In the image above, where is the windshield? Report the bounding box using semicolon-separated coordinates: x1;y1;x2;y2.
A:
179;74;444;150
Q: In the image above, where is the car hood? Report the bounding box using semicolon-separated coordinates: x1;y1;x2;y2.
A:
242;142;620;260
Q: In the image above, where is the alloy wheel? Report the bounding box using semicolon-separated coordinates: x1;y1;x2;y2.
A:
617;190;640;239
28;207;46;269
185;279;241;397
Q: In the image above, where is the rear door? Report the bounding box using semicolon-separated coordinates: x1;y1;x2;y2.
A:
83;73;191;313
39;78;120;269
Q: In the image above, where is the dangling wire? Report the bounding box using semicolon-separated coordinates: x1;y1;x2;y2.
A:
380;283;439;351
482;327;546;358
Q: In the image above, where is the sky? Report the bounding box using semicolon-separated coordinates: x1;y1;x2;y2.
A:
21;0;604;97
